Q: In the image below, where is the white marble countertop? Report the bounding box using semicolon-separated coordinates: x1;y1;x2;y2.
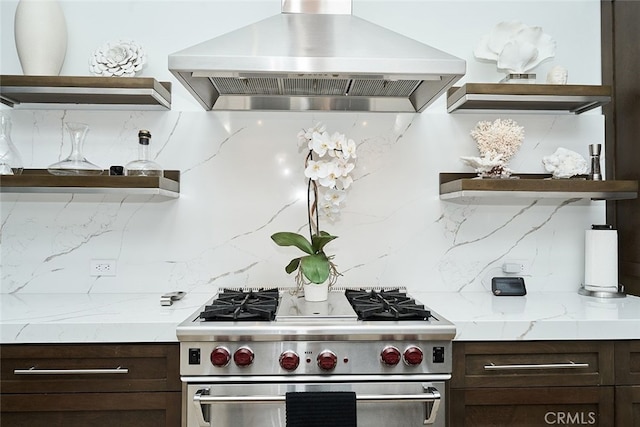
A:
0;292;213;344
1;291;639;344
413;292;640;341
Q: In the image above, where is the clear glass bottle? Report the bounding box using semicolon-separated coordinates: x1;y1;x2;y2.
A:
0;113;24;175
47;122;103;175
125;130;163;177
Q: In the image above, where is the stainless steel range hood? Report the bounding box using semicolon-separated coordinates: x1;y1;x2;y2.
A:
168;0;466;112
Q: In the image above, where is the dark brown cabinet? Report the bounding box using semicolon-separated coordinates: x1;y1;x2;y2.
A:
0;343;181;427
450;387;614;426
615;341;640;426
615;387;640;427
448;341;640;426
602;0;640;296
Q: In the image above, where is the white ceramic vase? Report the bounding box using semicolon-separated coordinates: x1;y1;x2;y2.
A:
303;282;329;302
14;0;68;75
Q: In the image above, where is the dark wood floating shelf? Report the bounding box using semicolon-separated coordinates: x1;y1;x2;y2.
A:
446;83;611;114
0;75;171;110
0;169;180;199
439;173;638;201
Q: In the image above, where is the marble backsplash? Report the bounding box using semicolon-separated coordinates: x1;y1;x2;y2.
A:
1;110;605;295
0;0;605;295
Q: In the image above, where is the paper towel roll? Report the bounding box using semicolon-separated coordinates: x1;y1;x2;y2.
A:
584;227;618;292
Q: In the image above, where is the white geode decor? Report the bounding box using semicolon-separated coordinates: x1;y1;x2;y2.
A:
461;118;525;178
542;147;588;178
474;20;556;75
89;40;146;77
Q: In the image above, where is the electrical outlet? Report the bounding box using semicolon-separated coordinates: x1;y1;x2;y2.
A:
502;259;531;276
90;259;116;276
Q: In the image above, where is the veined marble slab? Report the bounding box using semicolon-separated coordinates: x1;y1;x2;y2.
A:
0;292;213;343
415;291;640;341
2;291;639;344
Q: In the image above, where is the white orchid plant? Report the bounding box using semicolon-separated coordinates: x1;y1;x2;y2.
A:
271;123;357;288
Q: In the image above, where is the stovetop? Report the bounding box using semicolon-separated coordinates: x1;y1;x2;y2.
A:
199;288;279;321
198;287;433;322
178;288;456;343
345;288;432;321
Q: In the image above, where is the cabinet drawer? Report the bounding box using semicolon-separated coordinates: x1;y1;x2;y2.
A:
614;340;640;385
452;341;615;388
0;391;181;427
450;386;614;427
0;343;180;393
615;385;640;427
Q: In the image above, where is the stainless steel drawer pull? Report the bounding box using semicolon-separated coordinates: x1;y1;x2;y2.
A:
193;387;441;427
14;366;129;375
484;361;590;371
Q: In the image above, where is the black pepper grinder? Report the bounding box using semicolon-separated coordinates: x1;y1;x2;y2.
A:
588;144;602;180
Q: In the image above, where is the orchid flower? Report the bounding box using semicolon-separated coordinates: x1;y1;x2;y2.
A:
271;123;357;288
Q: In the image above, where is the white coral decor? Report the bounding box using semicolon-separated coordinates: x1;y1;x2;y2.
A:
460;155;513;179
471;119;525;162
461;119;525;178
474;21;556;74
542;147;588;178
89;40;146;77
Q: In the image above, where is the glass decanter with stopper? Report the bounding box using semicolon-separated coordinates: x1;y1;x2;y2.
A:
0;113;24;175
48;122;103;175
125;130;163;177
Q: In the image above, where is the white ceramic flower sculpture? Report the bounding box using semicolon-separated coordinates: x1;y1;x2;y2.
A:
542;147;588;179
89;40;146;77
474;21;556;74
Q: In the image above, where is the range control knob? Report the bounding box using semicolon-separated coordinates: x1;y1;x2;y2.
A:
279;351;300;371
317;350;338;371
210;346;231;367
403;346;424;366
380;346;402;366
233;346;254;367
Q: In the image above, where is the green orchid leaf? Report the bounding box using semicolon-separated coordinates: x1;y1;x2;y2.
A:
300;253;330;284
271;232;314;255
284;257;301;275
311;231;338;253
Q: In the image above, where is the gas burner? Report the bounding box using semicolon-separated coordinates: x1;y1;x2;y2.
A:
345;289;432;321
199;288;279;321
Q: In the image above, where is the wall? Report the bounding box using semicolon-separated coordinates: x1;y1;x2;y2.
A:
0;0;605;296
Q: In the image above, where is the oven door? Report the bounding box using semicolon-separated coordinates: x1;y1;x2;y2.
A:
185;379;446;427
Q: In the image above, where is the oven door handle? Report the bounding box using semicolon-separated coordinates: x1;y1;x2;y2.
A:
193;386;441;426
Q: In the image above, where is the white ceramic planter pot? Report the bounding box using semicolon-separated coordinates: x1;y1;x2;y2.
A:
303;282;329;302
14;0;68;75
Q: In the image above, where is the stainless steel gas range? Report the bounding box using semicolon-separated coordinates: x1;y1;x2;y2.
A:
177;288;455;427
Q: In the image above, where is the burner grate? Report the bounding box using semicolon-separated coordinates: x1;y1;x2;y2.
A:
199;288;279;321
345;289;431;321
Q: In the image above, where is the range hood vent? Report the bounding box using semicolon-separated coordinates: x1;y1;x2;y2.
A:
168;0;466;112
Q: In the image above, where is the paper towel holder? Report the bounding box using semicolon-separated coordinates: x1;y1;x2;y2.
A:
579;224;626;298
578;283;626;298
